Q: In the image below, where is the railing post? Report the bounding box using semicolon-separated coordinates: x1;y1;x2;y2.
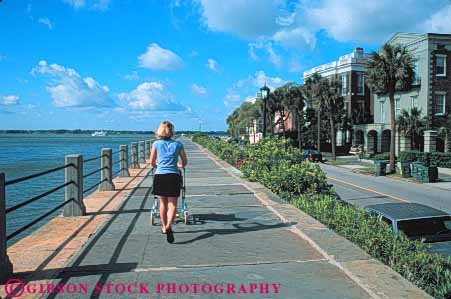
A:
99;148;115;191
0;173;13;283
119;145;130;177
63;155;86;217
145;140;151;160
139;141;146;164
131;142;139;169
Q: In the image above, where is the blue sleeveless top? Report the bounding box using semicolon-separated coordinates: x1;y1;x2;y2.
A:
153;139;183;174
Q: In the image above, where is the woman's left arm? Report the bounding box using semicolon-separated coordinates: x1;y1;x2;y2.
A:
178;147;188;168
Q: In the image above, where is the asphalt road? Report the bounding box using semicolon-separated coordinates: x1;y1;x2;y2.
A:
320;163;451;213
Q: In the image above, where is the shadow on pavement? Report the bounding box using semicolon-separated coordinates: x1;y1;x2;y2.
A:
174;221;296;245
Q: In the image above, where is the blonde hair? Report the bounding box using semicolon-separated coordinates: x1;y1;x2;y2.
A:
156;121;174;139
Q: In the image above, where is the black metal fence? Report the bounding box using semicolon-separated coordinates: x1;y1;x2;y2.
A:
0;139;153;282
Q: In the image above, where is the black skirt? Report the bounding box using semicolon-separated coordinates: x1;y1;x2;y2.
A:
152;173;182;197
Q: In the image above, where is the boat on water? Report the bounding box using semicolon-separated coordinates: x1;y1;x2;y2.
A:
91;130;107;137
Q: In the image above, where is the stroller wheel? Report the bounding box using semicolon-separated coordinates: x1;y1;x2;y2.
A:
150;213;155;226
184;212;189;225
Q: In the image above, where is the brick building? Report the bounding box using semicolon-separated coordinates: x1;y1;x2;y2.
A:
303;47;373;145
354;32;451;154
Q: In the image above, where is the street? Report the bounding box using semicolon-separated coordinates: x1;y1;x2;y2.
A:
321;164;451;213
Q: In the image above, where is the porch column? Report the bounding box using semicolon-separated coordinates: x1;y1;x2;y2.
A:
424;130;437;153
336;130;343;146
400;134;412;153
376;131;382;153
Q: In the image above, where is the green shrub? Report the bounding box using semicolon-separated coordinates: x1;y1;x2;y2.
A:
292;194;451;299
193;136;451;298
371;153;391;161
399;151;451;168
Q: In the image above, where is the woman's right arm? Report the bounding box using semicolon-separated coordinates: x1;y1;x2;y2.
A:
150;146;157;168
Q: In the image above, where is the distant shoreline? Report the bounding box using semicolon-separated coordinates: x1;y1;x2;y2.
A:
0;130;227;135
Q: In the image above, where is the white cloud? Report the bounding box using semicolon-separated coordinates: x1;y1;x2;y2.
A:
266;44;282;67
197;0;280;39
118;82;187;112
272;27;315;50
31;60;114;108
191;84;207;96
62;0;111;11
235;70;286;91
206;58;220;72
302;0;451;43
248;39;283;66
196;0;451;51
38;17;53;30
224;70;287;108
1;95;20;106
138;43;184;71
223;93;241;107
420;4;451;33
123;71;139;81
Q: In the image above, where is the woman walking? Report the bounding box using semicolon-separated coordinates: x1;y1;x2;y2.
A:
150;121;188;243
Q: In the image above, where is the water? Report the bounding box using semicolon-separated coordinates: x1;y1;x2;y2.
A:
0;133;154;245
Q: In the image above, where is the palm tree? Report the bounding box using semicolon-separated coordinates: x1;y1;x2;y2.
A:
267;88;286;137
303;73;323;151
438;114;451;152
322;78;345;160
366;43;415;172
396;107;426;150
281;83;305;149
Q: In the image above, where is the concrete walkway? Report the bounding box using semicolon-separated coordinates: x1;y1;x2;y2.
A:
20;138;431;299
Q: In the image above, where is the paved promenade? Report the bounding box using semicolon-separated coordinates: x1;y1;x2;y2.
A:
2;138;432;299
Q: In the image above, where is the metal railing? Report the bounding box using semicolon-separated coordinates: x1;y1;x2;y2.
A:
0;139;153;282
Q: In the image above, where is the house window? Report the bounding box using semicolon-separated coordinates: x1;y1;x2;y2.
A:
436;55;446;77
380;101;386;123
413;60;421;84
341;74;348;96
435;93;446;115
357;73;365;95
410;96;418;109
395;98;401;116
357;101;365;113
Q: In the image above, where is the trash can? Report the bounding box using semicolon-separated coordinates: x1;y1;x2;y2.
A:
375;160;387;176
411;162;424;178
400;161;411;178
421;166;438;183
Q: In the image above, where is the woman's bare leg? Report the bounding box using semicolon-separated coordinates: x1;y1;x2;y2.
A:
166;197;178;230
159;196;168;232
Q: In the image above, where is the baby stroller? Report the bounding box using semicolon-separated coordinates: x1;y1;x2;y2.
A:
150;168;189;225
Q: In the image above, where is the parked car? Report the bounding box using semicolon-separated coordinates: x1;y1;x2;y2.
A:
366;203;451;257
350;144;364;154
303;149;323;162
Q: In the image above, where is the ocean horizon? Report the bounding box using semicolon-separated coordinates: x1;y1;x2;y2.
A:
0;133;155;245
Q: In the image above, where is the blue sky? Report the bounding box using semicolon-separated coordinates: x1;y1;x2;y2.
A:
1;0;449;131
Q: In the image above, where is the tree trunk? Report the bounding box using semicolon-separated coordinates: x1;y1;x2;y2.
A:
296;111;302;150
317;107;321;151
445;134;449;152
330;114;336;161
279;109;286;138
389;92;396;173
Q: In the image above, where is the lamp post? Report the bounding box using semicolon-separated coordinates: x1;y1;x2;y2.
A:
260;84;270;138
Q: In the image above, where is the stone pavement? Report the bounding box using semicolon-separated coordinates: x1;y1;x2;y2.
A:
6;138;432;299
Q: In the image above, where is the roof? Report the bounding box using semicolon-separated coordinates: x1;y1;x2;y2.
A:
365;203;449;220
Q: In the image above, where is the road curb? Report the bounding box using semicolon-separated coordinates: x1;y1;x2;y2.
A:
196;142;433;299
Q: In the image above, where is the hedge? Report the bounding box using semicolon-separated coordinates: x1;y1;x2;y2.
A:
192;135;451;299
399;150;451;168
